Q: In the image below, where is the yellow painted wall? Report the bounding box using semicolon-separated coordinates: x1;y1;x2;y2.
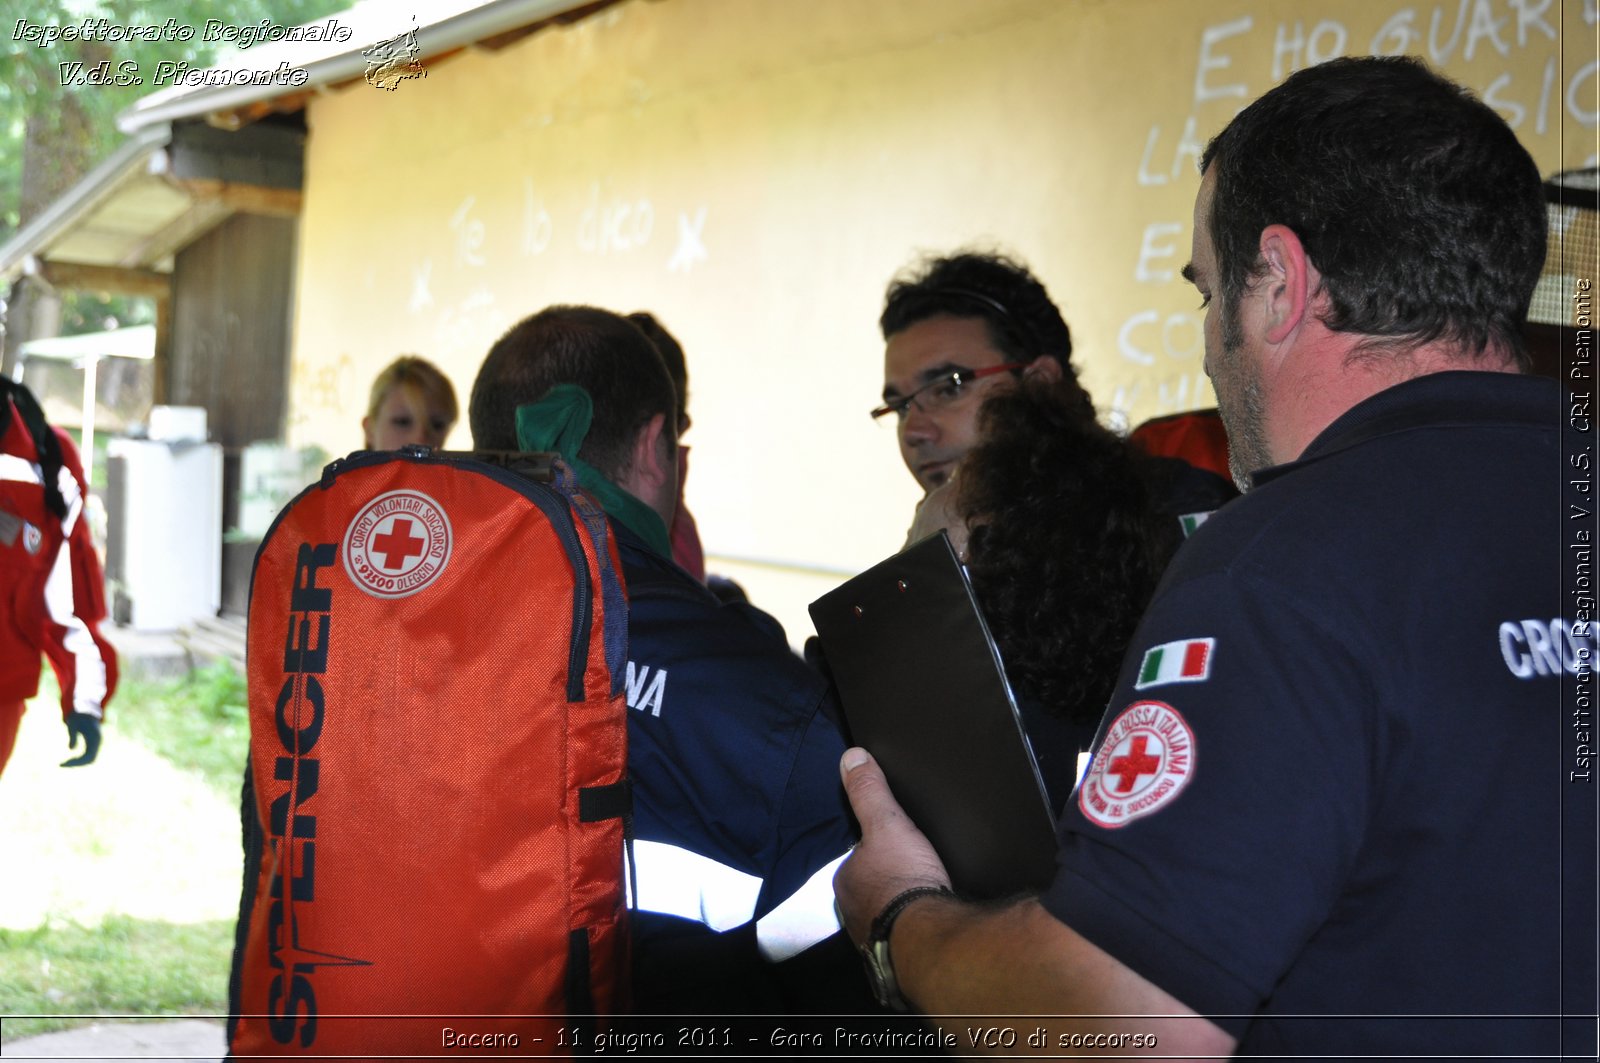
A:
287;0;1598;642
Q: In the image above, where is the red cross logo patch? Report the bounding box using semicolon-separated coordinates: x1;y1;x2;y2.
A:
342;490;452;599
1077;700;1196;829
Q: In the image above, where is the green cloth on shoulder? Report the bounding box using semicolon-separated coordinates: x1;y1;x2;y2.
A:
516;384;673;558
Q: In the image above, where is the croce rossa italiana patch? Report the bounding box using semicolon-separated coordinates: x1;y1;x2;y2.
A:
1078;700;1196;828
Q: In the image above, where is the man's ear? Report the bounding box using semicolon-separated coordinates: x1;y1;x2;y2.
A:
360;415;373;448
1022;355;1062;383
629;412;672;494
1258;225;1318;345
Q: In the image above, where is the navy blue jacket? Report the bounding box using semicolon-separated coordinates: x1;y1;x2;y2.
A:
614;520;867;1013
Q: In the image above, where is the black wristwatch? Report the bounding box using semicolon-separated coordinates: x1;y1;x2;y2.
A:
860;885;954;1011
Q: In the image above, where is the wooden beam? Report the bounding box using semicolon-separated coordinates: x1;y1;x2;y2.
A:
167;177;302;217
38;261;171;300
152;292;170;407
118;200;232;270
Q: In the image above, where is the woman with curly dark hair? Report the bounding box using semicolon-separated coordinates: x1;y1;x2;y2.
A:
908;374;1219;810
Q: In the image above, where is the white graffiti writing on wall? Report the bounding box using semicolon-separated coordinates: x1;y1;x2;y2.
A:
1112;0;1592;422
667;207;708;273
409;259;433;312
524;178;552;256
451;196;487;267
442;180;710;271
577;183;655;254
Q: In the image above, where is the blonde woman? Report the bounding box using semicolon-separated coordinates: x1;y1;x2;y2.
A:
362;356;458;450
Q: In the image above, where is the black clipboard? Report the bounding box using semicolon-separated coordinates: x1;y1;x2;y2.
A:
809;531;1058;899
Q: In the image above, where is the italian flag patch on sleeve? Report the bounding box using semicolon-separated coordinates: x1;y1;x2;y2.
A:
1134;638;1215;690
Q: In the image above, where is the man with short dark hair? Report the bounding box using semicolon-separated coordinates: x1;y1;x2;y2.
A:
836;56;1588;1057
876;252;1092;494
471;306;865;1013
625;310;708;582
877;250;1234;518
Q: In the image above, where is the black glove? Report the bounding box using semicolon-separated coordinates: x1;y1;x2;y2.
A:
61;712;101;767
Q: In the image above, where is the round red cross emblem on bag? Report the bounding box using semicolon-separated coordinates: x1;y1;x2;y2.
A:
342;490;452;599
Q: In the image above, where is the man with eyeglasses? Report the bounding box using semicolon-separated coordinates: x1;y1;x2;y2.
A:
875;251;1091;495
876;252;1234;525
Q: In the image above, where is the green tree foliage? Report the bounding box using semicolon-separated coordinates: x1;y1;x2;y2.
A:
1;0;348;240
1;0;347;362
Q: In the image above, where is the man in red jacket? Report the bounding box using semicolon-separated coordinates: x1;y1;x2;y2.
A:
0;378;118;776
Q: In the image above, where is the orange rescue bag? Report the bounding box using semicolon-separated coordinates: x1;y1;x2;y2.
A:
228;450;629;1056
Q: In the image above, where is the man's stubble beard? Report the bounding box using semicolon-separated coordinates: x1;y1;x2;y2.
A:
1214;295;1273;493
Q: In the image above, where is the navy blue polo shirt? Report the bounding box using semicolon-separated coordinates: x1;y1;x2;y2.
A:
1042;371;1587;1057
